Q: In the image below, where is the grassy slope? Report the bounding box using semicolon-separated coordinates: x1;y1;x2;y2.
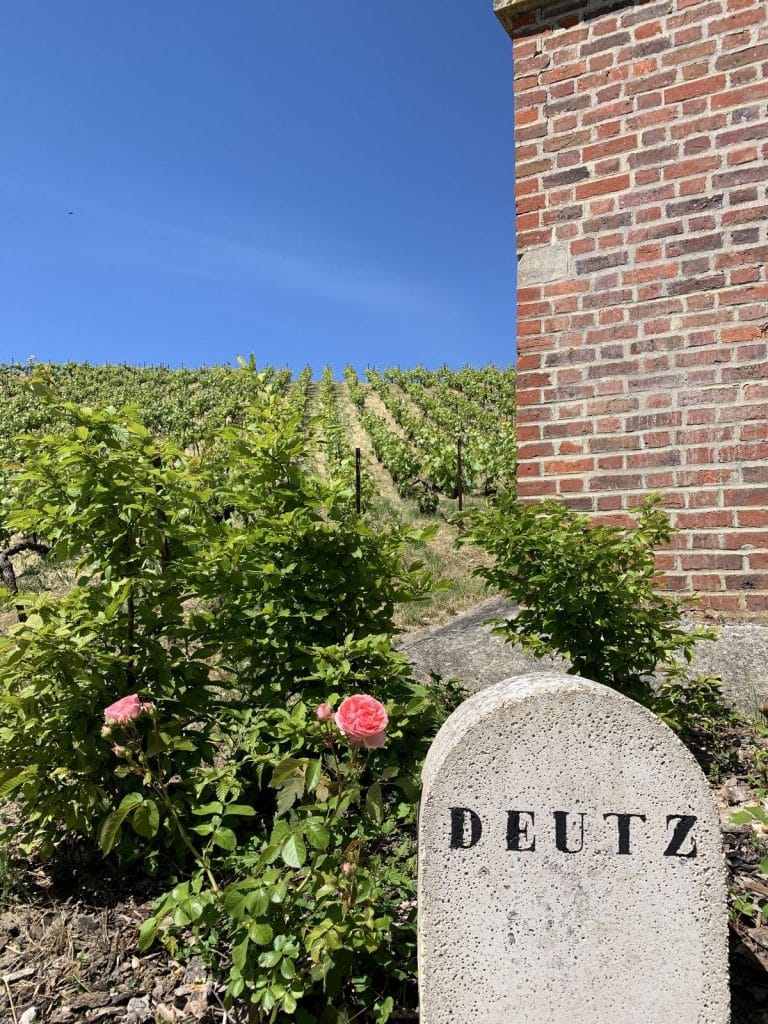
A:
336;379;494;632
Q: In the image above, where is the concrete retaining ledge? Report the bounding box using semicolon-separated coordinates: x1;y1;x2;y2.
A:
399;595;768;713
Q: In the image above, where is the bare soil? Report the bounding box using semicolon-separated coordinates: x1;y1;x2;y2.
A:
360;386;406;441
0;876;228;1023
339;384;402;509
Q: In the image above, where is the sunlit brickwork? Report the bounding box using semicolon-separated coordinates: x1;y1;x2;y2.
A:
496;0;768;614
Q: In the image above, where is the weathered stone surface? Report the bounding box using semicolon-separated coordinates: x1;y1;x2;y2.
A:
494;0;552;27
688;622;768;713
517;242;571;286
400;595;768;711
418;673;729;1024
399;596;561;693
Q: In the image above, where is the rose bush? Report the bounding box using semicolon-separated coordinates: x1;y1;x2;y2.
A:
114;669;458;1022
0;372;435;858
315;702;332;723
103;694;152;726
334;693;389;748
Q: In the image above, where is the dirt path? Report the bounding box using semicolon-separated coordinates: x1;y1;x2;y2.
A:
304;381;327;478
335;386;492;630
387;379;443;434
363;386;409;440
337;383;403;508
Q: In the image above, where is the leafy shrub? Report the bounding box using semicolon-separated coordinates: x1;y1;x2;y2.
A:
0;370;457;1020
459;493;718;709
117;678;454;1022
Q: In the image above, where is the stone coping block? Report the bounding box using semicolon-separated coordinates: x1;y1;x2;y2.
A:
418;673;729;1023
399;594;768;711
494;0;552;30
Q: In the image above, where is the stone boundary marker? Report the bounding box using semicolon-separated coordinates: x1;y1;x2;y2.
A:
418;673;728;1023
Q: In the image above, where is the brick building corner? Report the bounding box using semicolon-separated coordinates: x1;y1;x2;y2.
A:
496;0;768;615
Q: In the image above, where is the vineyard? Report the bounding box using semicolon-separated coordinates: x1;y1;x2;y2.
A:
0;360;516;628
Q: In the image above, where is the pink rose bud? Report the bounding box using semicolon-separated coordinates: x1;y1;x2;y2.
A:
334;694;388;749
103;694;153;726
316;702;333;723
341;861;354;877
111;745;126;758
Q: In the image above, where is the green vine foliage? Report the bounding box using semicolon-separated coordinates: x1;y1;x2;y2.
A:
0;370;455;1021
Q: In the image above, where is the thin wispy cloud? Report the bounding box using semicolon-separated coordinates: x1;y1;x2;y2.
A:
134;220;445;320
1;175;443;319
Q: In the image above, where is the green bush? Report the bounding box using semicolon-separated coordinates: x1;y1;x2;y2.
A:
0;371;455;1021
459;493;718;711
121;678;455;1022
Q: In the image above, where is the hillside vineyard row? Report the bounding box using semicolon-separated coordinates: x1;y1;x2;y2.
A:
0;362;517;511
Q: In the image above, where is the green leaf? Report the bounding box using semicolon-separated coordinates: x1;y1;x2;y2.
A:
258;949;282;969
305;758;322;793
365;782;384;824
270;819;292;845
138;916;159;952
232;934;250;971
0;768;36;800
192;801;224;816
98;792;143;855
212;827;238;851
283;992;298;1013
305;818;330;851
270;883;288;904
249;922;274;945
271;757;305;788
271;758;306;815
245;890;271;916
731;807;766;825
375;996;394;1024
223;889;248;920
281;833;307;869
188;898;206;921
394;777;419;802
172;901;196;927
223;803;256;818
280;957;296;980
131;798;160;839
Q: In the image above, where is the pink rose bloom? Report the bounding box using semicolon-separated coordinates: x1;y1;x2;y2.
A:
316;702;333;723
334;694;388;749
103;694;152;726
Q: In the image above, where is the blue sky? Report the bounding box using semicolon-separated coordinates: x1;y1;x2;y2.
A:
0;2;517;373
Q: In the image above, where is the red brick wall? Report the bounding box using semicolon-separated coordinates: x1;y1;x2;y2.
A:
496;0;768;615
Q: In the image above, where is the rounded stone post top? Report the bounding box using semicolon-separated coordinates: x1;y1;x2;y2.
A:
422;672;704;791
418;673;729;1024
